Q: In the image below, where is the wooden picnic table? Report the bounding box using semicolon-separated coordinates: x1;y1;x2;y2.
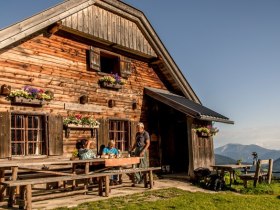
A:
211;164;252;186
0;157;141;204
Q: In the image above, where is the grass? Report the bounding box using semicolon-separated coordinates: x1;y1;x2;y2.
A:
54;185;280;210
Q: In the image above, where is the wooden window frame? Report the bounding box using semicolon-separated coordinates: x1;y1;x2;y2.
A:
11;113;47;157
87;47;132;78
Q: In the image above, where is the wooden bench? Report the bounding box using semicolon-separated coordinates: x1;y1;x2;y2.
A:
104;167;161;188
0;167;161;210
239;159;273;187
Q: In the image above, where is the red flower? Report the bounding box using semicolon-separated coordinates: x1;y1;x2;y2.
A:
75;114;82;119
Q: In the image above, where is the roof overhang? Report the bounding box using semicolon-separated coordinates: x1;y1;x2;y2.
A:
145;87;234;124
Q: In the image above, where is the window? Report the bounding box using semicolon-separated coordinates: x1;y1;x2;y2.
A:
100;52;120;74
87;46;131;78
11;114;46;156
109;120;130;151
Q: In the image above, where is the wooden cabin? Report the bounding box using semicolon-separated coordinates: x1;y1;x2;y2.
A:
0;0;233;178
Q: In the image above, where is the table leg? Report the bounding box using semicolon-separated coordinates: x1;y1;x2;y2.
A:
8;166;18;208
72;164;77;189
229;171;233;186
19;184;32;210
85;163;90;174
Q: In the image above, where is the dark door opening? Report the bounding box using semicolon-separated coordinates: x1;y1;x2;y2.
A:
147;98;189;173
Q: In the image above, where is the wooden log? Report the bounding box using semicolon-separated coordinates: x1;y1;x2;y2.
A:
105;176;109;197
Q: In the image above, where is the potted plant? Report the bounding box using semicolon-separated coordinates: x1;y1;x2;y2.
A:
98;73;126;90
6;85;54;106
236;159;242;165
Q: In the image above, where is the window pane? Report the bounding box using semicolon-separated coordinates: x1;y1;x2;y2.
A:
11;143;24;156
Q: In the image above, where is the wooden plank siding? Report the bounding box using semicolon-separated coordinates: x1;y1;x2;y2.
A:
61;5;156;57
190;129;215;176
0;33;166;156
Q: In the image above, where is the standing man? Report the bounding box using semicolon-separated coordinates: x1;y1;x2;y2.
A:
130;122;150;184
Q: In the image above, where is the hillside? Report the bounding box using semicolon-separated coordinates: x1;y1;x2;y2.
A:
215;154;236;165
215;143;280;163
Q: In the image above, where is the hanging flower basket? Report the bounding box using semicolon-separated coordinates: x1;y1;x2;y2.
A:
194;125;219;138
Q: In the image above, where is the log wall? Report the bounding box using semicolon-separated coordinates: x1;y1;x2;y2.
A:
0;33;166;156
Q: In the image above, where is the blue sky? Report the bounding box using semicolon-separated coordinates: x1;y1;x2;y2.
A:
1;0;280;149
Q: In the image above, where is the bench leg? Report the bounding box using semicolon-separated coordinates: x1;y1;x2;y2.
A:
144;173;148;188
243;180;248;188
105;176;110;197
19;184;32;210
8;186;16;208
0;169;5;201
83;178;88;194
98;178;103;196
149;170;154;189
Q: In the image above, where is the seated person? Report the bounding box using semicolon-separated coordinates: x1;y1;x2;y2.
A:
77;139;96;160
102;140;119;185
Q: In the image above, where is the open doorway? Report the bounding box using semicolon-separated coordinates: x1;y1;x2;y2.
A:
147;97;189;173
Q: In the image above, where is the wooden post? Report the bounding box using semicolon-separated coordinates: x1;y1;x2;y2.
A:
149;170;154;189
98;178;103;196
267;159;273;184
19;184;32;210
8;166;18;207
26;184;32;210
72;163;77;189
144;172;148;188
0;169;5;201
105;176;109;197
85;162;90;174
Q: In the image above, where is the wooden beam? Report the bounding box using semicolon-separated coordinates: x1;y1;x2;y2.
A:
18;167;71;176
47;21;62;35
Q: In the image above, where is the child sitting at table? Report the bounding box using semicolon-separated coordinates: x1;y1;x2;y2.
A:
101;140;119;185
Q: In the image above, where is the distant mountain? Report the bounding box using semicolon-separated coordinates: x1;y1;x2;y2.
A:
215;143;280;163
273;158;280;173
215;154;236;165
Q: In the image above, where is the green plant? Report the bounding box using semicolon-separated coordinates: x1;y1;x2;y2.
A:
7;85;53;101
63;114;100;128
72;149;78;157
237;159;242;164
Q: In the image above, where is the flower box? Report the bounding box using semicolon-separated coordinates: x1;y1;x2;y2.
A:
64;124;99;138
11;96;46;106
100;82;122;90
64;124;99;129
